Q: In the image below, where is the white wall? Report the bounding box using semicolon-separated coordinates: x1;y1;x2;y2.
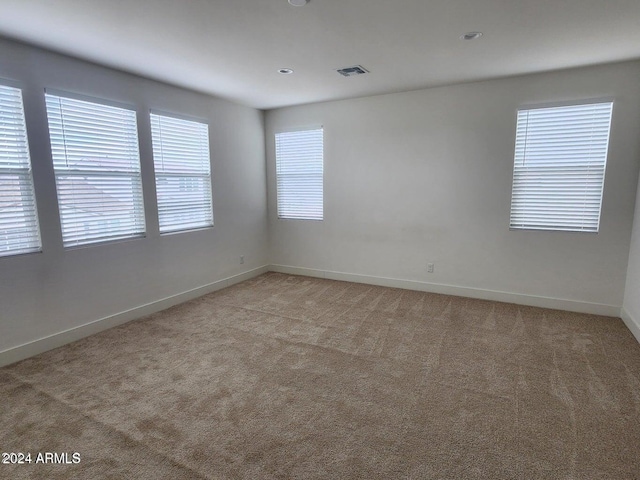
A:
0;39;268;360
2;39;639;364
266;61;640;315
623;169;640;342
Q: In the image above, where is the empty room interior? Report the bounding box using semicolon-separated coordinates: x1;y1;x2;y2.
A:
2;0;640;478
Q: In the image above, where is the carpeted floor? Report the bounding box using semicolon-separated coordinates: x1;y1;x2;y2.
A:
1;272;640;479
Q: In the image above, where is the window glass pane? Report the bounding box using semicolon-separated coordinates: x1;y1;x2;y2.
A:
510;102;613;232
0;84;41;256
275;128;323;220
46;94;145;247
150;113;213;233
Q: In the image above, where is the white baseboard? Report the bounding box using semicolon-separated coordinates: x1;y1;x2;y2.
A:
0;265;269;368
621;307;640;344
2;263;628;368
269;264;620;317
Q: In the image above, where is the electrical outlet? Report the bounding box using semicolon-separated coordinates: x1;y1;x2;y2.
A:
240;255;245;264
427;263;434;273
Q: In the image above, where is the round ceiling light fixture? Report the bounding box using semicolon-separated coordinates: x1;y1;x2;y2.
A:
460;31;483;40
288;0;309;6
278;68;294;74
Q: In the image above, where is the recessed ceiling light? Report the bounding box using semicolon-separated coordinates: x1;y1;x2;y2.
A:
460;32;483;40
288;0;309;6
278;68;294;75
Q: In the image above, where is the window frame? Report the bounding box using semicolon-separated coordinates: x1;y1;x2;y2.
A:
45;89;146;248
0;81;42;258
508;99;614;233
150;110;214;234
275;126;324;221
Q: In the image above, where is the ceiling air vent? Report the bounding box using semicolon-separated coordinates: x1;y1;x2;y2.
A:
336;65;369;77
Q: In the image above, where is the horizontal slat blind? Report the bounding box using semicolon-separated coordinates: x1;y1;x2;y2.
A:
46;94;145;246
150;113;213;233
510;102;613;232
276;128;323;220
0;84;41;256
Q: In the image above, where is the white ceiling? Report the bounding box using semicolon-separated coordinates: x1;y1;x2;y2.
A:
0;0;639;110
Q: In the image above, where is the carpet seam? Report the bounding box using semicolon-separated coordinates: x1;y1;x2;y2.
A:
209;308;523;405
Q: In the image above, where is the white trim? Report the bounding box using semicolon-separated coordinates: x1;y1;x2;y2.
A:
0;265;268;367
3;263;627;368
269;264;620;317
44;87;135;112
149;108;209;125
517;97;615;112
274;124;323;135
621;307;640;345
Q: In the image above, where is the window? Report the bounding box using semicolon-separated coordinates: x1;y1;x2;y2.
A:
275;128;323;220
45;93;145;247
510;102;613;232
0;84;41;257
150;113;213;233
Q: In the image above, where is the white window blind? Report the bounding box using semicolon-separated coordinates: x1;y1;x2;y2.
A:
0;84;41;256
510;102;613;232
45;93;145;247
275;128;323;220
150;113;213;233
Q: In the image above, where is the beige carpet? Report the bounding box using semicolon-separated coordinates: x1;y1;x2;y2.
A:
2;273;640;479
